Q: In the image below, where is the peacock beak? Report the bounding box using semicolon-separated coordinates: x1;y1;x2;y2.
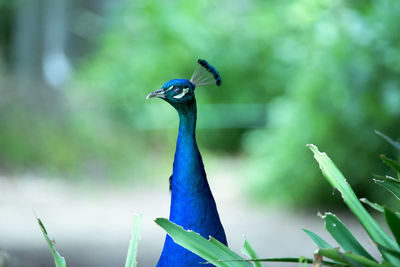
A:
146;88;165;99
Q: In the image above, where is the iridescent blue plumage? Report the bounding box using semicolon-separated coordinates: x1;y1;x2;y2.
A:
147;60;226;266
161;79;195;90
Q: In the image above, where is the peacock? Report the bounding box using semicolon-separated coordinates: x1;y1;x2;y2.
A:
147;59;227;266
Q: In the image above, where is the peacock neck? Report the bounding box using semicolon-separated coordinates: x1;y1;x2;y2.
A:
158;97;227;267
171;98;209;195
177;99;197;142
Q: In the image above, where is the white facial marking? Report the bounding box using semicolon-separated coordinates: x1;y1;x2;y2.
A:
173;88;189;99
163;86;174;93
161;86;174;94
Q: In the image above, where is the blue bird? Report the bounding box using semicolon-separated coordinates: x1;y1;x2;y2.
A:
147;59;227;266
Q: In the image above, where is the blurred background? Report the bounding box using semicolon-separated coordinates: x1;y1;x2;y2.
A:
0;0;399;266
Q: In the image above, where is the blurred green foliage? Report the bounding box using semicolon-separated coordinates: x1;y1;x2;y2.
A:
241;0;400;206
76;0;400;205
0;0;399;206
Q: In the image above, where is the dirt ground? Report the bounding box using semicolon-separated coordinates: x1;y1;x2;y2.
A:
0;159;381;267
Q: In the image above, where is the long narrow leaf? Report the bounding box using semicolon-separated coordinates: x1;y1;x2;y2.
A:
360;198;384;213
218;257;339;266
374;177;400;200
303;229;333;249
375;130;400;151
154;218;251;267
361;199;400;217
373;174;389;180
376;243;400;265
209;236;246;261
380;155;400;175
322;213;376;261
316;248;351;265
317;248;393;267
37;218;66;267
241;237;262;267
308;144;400;264
384;208;400;248
125;214;143;267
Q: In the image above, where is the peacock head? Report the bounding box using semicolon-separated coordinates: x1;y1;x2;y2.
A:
146;79;196;105
146;59;221;108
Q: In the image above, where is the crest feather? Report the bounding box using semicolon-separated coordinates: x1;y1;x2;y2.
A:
190;59;222;87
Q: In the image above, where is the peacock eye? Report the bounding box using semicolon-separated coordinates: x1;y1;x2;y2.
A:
173;87;181;93
172;87;190;99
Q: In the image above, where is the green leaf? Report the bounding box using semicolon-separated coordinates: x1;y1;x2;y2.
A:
37;218;66;267
308;144;400;264
380;155;400;176
360;198;400;218
125;214;142;267
322;213;376;261
217;257;338;266
154;218;251;267
375;130;400;151
375;242;400;263
373;174;389;180
303;229;333;249
374;177;400;200
384;208;400;248
317;248;394;267
360;198;384;213
241;237;262;267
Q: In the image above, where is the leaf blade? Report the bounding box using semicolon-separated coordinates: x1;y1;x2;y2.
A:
380;155;400;175
303;229;333;249
125;214;143;267
218;257;339;266
154;218;251;267
360;198;384;213
374;177;400;200
375;130;400;151
241;237;262;267
308;144;400;264
317;248;394;267
384;207;400;248
37;218;66;267
322;213;376;261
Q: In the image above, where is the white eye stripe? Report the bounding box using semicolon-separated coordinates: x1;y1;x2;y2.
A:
163;86;174;93
173;88;189;99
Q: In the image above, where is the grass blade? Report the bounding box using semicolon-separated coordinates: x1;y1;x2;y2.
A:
376;242;400;264
154;218;251;267
373;174;389;180
317;248;394;267
375;130;400;151
384;208;400;248
374;177;400;200
380;155;400;176
218;257;339;266
125;214;143;267
308;144;400;264
360;198;400;217
316;248;352;265
37;218;66;267
322;213;376;261
209;236;246;261
241;237;262;267
303;229;333;248
360;198;384;213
